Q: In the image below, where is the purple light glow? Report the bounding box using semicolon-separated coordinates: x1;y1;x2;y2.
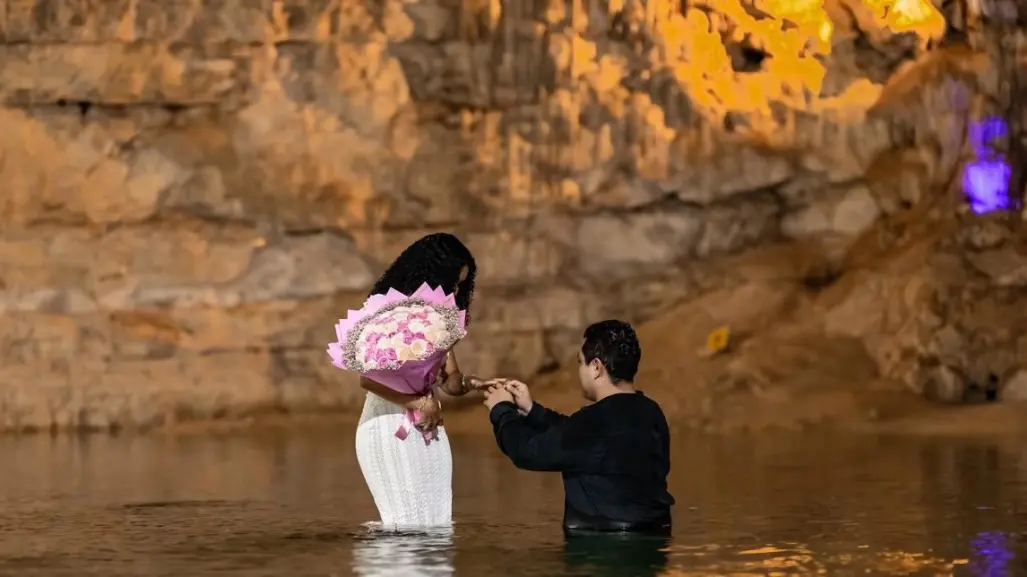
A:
963;117;1014;214
968;117;1008;152
963;159;1012;214
970;531;1014;576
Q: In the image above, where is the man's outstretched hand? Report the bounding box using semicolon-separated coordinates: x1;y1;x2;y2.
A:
502;380;533;414
480;379;533;414
482;383;514;411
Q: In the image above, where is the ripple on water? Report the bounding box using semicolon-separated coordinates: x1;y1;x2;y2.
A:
0;431;1023;576
121;499;248;510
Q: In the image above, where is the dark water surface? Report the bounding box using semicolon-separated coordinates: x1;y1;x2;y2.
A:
0;429;1025;576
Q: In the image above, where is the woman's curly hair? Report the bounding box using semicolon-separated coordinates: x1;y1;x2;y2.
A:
370;233;477;321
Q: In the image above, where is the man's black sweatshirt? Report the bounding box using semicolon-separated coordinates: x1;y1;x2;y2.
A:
489;391;674;534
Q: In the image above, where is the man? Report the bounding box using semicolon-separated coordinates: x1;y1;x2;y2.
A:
483;320;674;535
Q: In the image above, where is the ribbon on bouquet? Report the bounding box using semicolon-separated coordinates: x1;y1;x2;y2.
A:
394;370;443;443
395;408;438;444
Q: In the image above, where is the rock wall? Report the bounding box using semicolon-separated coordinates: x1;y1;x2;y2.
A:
0;0;1013;431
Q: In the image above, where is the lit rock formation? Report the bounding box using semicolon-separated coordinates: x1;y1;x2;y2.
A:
0;0;1022;432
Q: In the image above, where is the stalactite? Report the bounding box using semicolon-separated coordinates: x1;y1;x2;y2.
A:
1004;29;1026;211
459;0;474;41
587;0;599;37
487;0;501;32
502;0;515;97
571;0;585;33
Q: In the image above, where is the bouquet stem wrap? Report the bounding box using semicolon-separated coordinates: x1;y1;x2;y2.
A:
327;283;467;443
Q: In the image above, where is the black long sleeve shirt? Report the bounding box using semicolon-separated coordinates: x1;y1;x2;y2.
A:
489;391;674;534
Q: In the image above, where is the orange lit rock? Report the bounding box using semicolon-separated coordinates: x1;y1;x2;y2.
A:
0;0;1019;432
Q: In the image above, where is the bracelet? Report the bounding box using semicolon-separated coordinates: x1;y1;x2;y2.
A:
416;394;440;412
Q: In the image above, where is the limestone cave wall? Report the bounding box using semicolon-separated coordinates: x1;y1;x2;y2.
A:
0;0;1019;431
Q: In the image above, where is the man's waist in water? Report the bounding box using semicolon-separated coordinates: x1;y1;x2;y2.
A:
563;510;672;536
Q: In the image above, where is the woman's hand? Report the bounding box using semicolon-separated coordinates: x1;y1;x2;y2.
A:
438;350;486;396
408;394;442;431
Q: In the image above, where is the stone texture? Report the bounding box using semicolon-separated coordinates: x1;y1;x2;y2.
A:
0;43;263;105
575;209;703;276
1;0;1022;432
783;184;874;238
1000;370;1027;402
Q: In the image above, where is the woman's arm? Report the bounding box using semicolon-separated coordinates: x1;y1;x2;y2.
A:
360;377;428;411
438;372;480;396
360;376;441;430
436;350;482;397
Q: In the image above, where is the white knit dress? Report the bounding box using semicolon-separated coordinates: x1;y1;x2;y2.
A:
355;392;453;528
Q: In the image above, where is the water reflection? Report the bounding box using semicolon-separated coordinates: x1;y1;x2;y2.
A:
563;533;670;576
0;432;1026;575
352;526;454;577
971;531;1015;577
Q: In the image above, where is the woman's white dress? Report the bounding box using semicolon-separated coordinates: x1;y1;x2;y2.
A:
355;391;453;528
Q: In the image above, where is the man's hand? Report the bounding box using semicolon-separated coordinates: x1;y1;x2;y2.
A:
503;380;533;414
482;384;514;411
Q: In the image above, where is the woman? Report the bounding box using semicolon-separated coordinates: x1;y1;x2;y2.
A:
354;233;483;528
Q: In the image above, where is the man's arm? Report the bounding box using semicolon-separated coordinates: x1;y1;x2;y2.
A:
522;401;569;429
489;401;577;472
503;380;568;430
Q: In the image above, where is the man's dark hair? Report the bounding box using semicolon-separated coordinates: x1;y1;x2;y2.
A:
581;320;641;383
370;233;477;321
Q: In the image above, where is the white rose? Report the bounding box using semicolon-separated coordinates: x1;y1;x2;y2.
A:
426;311;443;326
407;339;428;359
370;335;392;356
396;343;417;361
372;319;399;335
423;326;445;345
408;320;427;334
389;334;409;350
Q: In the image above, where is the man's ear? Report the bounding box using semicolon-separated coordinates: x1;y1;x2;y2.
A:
591;359;602;379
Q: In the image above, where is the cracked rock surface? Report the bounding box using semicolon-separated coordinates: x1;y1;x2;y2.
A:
0;0;1024;432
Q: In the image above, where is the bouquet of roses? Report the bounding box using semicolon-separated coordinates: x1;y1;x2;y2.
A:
327;282;467;440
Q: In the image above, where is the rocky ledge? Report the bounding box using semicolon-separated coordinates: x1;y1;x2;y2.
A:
0;0;1025;432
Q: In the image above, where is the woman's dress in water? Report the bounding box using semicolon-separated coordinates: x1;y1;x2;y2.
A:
327;284;466;528
355;391;453;527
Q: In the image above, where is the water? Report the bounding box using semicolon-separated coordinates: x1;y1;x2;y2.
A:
0;429;1025;576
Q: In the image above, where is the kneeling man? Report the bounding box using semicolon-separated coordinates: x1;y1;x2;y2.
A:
483;320;674;535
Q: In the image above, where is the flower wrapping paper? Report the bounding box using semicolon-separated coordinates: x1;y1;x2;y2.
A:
327;283;467;442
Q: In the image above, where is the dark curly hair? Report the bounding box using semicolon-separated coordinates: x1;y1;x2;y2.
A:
370;233;477;321
582;320;641;383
